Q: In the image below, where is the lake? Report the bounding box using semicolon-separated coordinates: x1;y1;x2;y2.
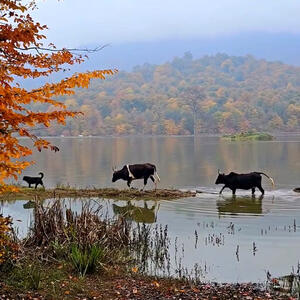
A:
1;135;300;283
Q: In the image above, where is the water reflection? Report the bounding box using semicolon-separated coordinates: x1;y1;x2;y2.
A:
23;200;36;209
15;135;300;190
2;190;300;282
217;195;263;216
2;135;300;282
112;201;158;223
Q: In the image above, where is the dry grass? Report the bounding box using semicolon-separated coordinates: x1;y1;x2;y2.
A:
24;200;130;252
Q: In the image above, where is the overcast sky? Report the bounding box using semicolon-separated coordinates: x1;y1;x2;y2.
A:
34;0;300;48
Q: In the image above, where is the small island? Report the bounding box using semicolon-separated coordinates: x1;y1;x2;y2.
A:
0;186;196;202
222;131;275;141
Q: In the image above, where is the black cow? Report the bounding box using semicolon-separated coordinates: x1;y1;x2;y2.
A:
23;172;44;189
215;171;274;195
112;163;160;190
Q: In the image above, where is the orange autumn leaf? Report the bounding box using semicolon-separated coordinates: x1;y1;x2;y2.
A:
0;0;117;193
0;215;19;265
152;281;160;288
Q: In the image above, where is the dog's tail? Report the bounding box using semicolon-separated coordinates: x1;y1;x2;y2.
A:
39;172;44;179
255;172;275;187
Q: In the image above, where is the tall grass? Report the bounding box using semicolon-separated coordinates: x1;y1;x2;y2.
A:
22;200;203;281
25;201;130;252
24;201;131;276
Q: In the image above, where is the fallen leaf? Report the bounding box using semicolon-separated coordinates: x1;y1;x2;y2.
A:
152;281;160;287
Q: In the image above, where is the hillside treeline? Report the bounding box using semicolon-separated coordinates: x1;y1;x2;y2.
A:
34;53;300;136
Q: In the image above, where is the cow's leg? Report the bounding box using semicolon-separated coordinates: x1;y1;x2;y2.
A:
257;185;264;195
28;183;31;188
35;183;38;189
150;175;157;190
232;188;236;196
142;176;149;191
127;179;132;188
252;188;255;195
219;185;226;194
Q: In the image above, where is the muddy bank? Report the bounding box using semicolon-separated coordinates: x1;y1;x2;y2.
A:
0;187;196;201
0;272;292;300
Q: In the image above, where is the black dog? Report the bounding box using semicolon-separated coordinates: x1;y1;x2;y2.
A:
23;172;44;189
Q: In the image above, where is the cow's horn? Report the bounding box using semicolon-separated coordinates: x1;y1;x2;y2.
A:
218;169;220;174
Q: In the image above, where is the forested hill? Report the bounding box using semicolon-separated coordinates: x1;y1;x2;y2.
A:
37;53;300;136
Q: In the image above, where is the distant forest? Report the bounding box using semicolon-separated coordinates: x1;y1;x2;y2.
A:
34;53;300;136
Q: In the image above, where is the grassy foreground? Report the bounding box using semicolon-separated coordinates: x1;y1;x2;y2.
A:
0;186;196;201
0;267;290;300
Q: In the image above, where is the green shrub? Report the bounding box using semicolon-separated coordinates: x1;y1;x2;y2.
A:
5;262;42;290
27;263;42;290
69;244;105;276
51;240;68;260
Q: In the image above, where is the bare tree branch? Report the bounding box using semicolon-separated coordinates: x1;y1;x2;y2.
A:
15;44;110;54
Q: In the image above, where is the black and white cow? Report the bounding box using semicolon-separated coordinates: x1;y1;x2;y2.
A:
215;170;274;195
112;163;160;190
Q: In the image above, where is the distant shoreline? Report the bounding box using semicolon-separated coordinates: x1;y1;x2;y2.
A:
16;132;300;139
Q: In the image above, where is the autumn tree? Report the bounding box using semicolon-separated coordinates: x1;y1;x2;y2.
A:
21;52;300;137
0;0;117;192
182;87;206;136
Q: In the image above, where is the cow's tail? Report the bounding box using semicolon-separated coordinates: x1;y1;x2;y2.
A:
153;165;160;182
256;172;275;187
155;172;161;182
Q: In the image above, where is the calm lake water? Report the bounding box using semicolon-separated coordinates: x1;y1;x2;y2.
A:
1;135;300;283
